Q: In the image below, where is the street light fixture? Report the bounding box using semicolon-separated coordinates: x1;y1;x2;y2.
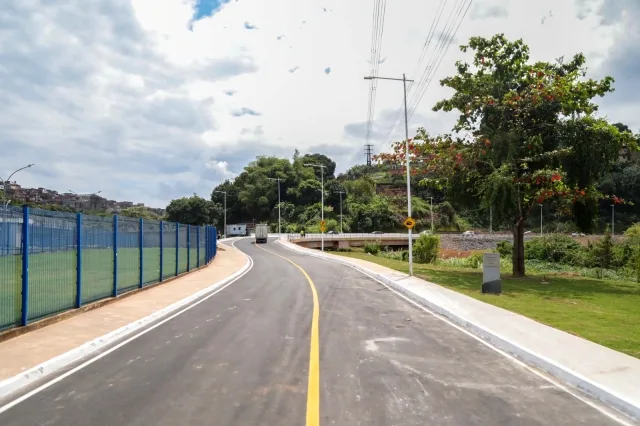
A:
2;164;35;209
267;177;282;238
213;191;227;237
304;163;326;251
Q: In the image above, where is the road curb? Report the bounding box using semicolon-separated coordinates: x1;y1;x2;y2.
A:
276;239;640;421
0;242;253;401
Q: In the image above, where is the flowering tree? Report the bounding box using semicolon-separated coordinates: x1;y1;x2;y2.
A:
375;34;634;276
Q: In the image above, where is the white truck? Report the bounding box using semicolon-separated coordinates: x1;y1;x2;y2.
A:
255;223;269;244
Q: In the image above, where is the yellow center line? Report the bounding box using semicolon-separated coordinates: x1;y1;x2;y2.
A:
255;243;320;426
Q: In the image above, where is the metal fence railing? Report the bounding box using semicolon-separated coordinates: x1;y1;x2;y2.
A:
0;205;218;331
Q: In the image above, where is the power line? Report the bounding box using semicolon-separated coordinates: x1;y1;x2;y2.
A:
380;0;449;149
406;0;472;122
380;0;450;147
386;0;472;146
365;0;387;146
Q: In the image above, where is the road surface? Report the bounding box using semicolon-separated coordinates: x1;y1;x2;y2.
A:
0;238;627;425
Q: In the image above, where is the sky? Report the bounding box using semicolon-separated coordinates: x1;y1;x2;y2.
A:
1;0;638;208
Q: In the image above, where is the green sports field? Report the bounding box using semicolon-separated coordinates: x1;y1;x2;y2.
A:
0;246;205;330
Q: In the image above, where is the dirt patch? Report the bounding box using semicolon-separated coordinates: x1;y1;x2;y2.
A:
438;248;474;259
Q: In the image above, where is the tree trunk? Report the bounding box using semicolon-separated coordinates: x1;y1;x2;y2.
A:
512;219;526;276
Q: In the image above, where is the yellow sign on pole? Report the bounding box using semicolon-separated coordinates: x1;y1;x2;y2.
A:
320;220;327;233
403;217;416;230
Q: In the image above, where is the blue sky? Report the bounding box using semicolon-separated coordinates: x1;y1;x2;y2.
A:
192;0;229;21
0;0;638;208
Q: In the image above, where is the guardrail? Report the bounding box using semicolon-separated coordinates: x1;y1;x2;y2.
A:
0;205;218;332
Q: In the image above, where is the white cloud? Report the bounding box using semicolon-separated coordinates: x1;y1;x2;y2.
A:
0;0;638;207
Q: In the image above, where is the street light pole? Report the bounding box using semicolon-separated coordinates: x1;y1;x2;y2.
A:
267;178;282;238
540;204;543;235
304;163;326;251
428;196;434;233
214;191;227;237
2;164;35;209
489;205;493;234
611;204;615;237
365;73;415;275
335;190;346;233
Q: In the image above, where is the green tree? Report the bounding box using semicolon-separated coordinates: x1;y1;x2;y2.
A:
119;206;163;221
300;153;336;179
165;194;219;226
376;34;632;276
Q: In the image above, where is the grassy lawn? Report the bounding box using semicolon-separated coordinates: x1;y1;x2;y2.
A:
335;252;640;359
0;247;204;330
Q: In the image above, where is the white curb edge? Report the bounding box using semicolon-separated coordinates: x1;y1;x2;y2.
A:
0;242;252;400
276;238;640;421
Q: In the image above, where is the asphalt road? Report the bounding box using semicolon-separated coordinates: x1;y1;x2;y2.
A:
0;238;627;425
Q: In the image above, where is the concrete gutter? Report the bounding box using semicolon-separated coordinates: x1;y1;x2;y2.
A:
276;238;640;422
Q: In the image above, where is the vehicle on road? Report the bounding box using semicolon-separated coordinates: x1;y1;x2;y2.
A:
371;231;384;234
255;223;268;244
227;224;248;237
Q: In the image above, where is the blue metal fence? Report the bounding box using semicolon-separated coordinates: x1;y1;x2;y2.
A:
0;205;217;331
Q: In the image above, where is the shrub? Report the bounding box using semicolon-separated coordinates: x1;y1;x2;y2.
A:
591;233;614;269
413;234;440;264
364;240;381;255
467;252;484;269
496;240;513;257
524;234;583;265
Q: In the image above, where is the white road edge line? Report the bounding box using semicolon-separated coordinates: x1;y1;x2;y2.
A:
275;239;636;426
0;239;254;415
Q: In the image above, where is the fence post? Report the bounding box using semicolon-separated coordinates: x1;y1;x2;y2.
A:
196;226;200;268
204;226;208;264
139;218;144;288
206;226;210;263
175;222;179;276
76;213;82;308
186;224;191;272
113;215;118;297
213;227;217;259
21;206;30;326
159;220;164;282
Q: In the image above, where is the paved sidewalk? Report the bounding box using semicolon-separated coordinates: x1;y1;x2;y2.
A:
0;243;247;382
277;238;640;421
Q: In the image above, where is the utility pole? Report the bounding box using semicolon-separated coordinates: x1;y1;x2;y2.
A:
364;144;373;167
213;191;227;237
364;73;414;275
2;164;35;209
304;163;326;251
489;205;493;234
335;190;346;233
427;196;434;233
611;204;615;237
540;204;543;235
267;177;282;238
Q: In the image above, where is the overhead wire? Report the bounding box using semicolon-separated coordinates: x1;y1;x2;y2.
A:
385;0;473;145
379;0;449;150
406;0;472;121
365;0;387;146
